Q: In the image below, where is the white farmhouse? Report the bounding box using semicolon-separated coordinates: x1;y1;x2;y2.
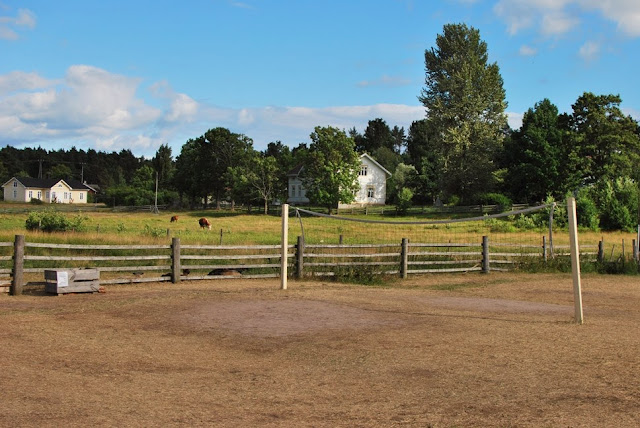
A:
287;153;392;207
2;177;95;204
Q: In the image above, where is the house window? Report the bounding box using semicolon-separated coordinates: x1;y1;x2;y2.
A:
46;191;50;199
13;190;17;199
79;193;83;200
37;191;41;199
297;185;302;197
13;181;17;187
52;192;56;202
359;165;368;176
28;191;33;199
367;186;375;198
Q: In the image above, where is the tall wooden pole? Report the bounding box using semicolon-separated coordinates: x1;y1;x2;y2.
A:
567;197;584;324
281;204;289;290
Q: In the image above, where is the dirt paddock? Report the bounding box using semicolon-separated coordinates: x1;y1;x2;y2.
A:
1;273;639;427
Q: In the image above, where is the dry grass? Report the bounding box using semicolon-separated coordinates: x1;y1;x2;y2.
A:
1;273;640;427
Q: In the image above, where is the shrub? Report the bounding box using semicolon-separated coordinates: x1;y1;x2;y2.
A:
29;198;44;205
477;193;512;210
25;210;88;232
396;187;413;215
575;191;599;230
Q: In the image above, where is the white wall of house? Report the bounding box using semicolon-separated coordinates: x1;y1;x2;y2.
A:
2;178;89;204
343;154;389;207
287;153;391;207
287;176;309;204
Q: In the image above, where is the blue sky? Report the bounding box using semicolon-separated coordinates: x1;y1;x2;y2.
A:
1;0;639;158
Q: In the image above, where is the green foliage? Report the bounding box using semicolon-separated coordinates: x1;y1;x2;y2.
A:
25;210;88;232
331;265;389;286
396;188;414;215
483;217;516;233
591;178;639;231
302;126;360;214
477;193;511;209
143;224;166;238
503;99;563;203
419;23;507;203
574;191;599;231
29;198;44;205
512;214;537;230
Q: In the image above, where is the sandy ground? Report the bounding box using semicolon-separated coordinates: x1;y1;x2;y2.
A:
1;272;639;427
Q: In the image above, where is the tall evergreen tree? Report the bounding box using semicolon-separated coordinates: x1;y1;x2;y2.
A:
503;99;563;203
419;23;507;203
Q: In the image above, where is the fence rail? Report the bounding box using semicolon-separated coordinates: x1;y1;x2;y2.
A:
1;234;634;295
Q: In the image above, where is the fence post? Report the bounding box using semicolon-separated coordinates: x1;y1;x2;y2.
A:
542;236;547;263
400;238;409;279
548;203;555;258
171;237;181;284
10;234;25;296
219;229;223;245
339;234;343;245
633;239;637;263
281;203;289;290
482;236;490;274
296;235;304;279
598;240;604;263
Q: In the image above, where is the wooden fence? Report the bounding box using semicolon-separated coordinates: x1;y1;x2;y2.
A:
2;234;618;295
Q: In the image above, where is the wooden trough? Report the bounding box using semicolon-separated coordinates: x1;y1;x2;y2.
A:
44;269;101;295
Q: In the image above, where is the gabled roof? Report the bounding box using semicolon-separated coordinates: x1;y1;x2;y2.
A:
2;177;93;191
286;153;392;178
286;164;304;177
360;153;392;178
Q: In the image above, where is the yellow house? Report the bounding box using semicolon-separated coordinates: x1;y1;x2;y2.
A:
2;177;95;204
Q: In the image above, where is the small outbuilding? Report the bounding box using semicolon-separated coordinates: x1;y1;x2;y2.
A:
2;177;95;204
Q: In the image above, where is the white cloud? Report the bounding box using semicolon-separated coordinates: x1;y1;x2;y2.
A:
518;45;538;56
0;7;36;40
494;0;640;37
0;66;206;155
578;40;601;61
357;75;413;88
507;112;524;130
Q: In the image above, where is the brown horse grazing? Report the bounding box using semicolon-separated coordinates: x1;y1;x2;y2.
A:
198;217;211;230
170;215;178;222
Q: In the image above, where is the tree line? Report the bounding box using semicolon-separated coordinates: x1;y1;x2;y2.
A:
1;23;639;229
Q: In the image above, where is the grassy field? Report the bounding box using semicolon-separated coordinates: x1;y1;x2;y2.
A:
1;273;640;426
0;202;637;253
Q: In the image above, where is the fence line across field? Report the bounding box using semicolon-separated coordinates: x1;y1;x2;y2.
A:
2;231;611;291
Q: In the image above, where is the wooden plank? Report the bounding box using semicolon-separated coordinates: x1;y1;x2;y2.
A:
26;243;170;250
408;267;483;273
181;263;279;270
97;265;171;272
409;260;482;266
181;244;284;250
408;251;481;257
180;254;282;260
305;252;399;258
305;244;399;249
409;243;476;248
25;255;171;261
306;261;398;267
